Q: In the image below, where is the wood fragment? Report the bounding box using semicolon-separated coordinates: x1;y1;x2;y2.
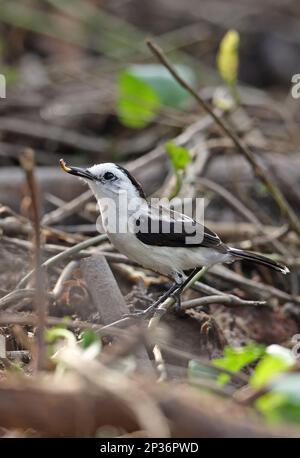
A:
80;255;153;374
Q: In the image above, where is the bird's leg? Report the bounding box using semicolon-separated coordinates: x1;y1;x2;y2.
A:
140;270;189;317
149;269;199;313
125;281;180;319
171;268;200;312
170;289;181;312
125;268;202;319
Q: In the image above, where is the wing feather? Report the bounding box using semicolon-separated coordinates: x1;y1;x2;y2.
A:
135;204;223;249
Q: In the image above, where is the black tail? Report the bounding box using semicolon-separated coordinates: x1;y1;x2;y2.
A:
229;247;289;275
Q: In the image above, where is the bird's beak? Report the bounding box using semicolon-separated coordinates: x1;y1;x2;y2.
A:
59;158;94;181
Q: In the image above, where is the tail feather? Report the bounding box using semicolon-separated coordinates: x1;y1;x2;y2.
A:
229;247;290;275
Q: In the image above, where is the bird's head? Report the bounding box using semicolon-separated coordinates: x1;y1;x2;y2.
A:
59;159;146;202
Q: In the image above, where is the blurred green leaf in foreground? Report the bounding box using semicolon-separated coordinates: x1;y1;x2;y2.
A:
256;374;300;424
189;342;300;425
250;344;294;389
117;64;195;128
166;140;190;172
117;71;161;129
212;344;265;385
127;64;195;108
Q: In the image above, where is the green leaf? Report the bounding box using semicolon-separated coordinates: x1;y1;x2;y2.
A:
217;373;231;385
217;29;240;87
117;71;161;129
255;392;287;423
212;344;265;385
80;329;101;350
126;64;195;108
256;374;300;424
45;327;77;346
266;344;295;365
250;354;293;389
166;140;190;172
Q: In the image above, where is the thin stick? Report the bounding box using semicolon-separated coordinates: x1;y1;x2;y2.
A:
42;189;92;226
0;313;132;338
180;294;265;311
16;233;107;289
19;148;46;370
146;39;300;238
52;260;79;299
197;178;288;256
211;264;299;304
97;275;269;333
0;289;36;310
196;178;262;228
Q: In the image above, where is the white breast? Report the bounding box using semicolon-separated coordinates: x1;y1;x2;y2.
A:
106;231;229;277
97;196;229;277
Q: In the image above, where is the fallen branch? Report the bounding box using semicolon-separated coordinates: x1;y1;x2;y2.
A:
0;312;128;338
81;255;154;374
41;189;93;226
0;206;84;243
197;177;262;228
0;289;37;310
181;294;265;311
211;265;299;304
52;260;79;300
0;117;109;154
16;233;107;289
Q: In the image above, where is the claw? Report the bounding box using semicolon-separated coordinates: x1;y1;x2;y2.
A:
171;290;182;312
123;284;183;320
122;307;155;319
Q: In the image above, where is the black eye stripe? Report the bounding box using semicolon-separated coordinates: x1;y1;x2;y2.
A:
103;171;115;180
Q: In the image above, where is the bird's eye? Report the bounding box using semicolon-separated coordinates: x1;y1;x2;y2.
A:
103;171;115;181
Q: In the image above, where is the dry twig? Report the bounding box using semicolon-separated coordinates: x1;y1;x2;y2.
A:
19;148;46;370
146;39;300;238
16;233;107;289
181;294;265;311
42;190;93;226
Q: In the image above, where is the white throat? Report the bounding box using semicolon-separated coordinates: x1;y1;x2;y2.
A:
88;182;147;235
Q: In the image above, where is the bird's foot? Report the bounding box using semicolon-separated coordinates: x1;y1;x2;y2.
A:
123;286;182;320
123;291;169;319
171;290;182;313
123;303;158;320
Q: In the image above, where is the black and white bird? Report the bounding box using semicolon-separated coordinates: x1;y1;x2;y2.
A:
60;159;289;316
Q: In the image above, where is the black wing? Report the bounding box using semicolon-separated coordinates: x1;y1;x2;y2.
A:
135;205;223;249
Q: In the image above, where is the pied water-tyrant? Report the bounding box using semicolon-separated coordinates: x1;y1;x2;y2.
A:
60;159;289;317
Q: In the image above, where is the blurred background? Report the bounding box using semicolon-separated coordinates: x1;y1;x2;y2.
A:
1;0;300;438
0;0;299;211
0;0;299;214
